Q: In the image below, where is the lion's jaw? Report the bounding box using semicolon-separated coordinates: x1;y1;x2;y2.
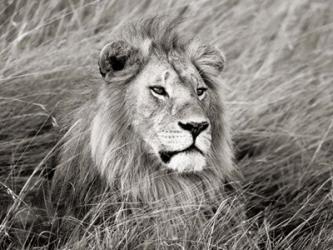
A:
167;152;207;172
126;56;212;173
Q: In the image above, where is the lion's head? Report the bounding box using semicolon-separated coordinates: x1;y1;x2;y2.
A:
93;17;232;173
118;53;215;173
54;17;239;210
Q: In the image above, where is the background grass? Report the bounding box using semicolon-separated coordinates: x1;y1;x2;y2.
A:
0;0;332;249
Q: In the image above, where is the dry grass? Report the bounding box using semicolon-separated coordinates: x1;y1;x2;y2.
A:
0;0;332;249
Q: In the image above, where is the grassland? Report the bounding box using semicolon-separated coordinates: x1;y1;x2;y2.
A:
0;0;332;249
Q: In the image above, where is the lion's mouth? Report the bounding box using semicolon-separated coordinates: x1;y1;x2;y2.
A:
159;145;204;164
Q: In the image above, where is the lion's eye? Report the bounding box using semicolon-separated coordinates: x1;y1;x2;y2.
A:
197;87;207;97
150;86;168;97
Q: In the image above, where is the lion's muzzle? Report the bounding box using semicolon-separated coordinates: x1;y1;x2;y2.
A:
156;118;211;172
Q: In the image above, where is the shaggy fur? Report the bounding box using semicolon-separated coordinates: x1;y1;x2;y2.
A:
51;17;242;218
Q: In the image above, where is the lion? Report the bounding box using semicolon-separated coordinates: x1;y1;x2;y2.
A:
51;17;242;220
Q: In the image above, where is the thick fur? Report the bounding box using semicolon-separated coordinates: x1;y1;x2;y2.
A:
51;17;242;218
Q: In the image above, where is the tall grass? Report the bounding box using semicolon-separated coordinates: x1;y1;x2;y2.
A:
0;0;332;249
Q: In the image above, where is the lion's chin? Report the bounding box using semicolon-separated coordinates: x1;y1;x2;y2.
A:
166;152;206;173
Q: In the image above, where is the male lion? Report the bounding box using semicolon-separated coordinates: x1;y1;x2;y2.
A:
51;17;241;218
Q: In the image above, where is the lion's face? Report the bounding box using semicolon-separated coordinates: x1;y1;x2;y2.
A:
98;35;225;173
127;55;212;172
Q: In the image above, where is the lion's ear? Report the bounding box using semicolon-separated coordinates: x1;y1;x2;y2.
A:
188;41;225;78
98;40;144;83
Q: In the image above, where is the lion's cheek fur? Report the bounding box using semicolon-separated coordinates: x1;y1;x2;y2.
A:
90;112;109;169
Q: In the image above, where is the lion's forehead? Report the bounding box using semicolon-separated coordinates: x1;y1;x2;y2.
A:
168;52;203;86
147;54;204;90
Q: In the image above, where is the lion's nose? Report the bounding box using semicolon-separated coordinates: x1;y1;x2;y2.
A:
178;121;209;138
